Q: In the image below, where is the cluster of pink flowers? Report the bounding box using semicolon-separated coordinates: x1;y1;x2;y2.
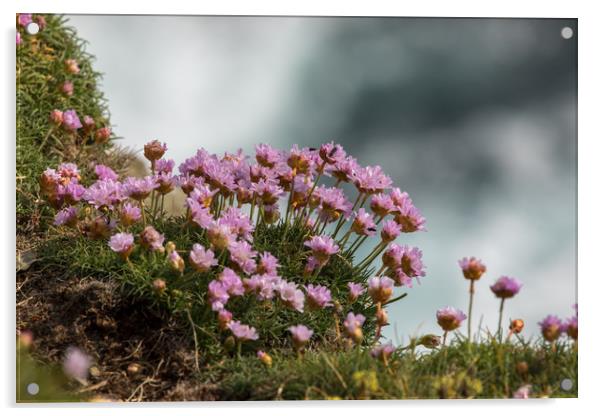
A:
42;140;428;353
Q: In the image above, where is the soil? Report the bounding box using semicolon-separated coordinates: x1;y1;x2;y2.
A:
16;263;219;402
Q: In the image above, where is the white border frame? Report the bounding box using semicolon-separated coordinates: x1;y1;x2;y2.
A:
3;1;599;415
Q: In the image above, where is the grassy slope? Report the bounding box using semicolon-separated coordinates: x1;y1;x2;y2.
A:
16;15;577;401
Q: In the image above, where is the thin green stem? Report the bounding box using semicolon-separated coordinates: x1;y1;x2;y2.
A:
468;280;475;343
497;298;506;343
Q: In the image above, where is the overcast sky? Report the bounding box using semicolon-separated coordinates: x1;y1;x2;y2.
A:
67;15;577;343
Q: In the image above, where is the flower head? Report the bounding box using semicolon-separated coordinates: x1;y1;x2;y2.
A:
144;140;167;161
380;220;401;242
168;249;185;273
288;324;313;350
304;284;333;310
436;307;467;332
257;350;272;367
347;282;365;302
304;235;339;265
108;232;134;260
370;342;396;361
94;164;118;181
539;315;563;342
120;202;142;226
208;280;229;311
319;142;346;165
256;252;279;275
95;126;111;144
394;203;426;233
18;14;33;27
63;347;91;380
367;276;395;304
255;143;281;168
459;257;487;281
343;312;366;343
565;315;578;340
351;208;377;236
277;281;305;312
49;109;63;125
513;385;531;399
490;276;522;299
228;240;257;275
227;321;259;341
219;268;245;296
509;319;525;334
62;109;82;131
217;309;232;330
139;226;165;252
54;206;78;227
123;176;158;200
354;165;392;194
189;244;217;273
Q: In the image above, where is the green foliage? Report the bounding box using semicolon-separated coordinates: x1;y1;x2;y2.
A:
204;339;577;400
40;217;381;358
16;14;128;234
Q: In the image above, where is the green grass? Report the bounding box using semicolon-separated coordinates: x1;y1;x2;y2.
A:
16;14;131;235
199;339;577;400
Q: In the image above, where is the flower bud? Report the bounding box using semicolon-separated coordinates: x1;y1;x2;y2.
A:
95;126;111;144
376;308;389;327
257;350;272;367
49;109;64;126
64;59;80;74
223;335;236;351
127;363;142;377
152;279;166;294
168;251;185;273
144;140;167;162
509;319;525;334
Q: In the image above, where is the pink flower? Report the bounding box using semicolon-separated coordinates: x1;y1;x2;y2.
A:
490;276;522;299
513;385;531;399
94;164;118;181
256;252;279;275
436;306;467;331
304;235;339;265
370;193;395;217
354;165;392;194
305;284;333;309
459;257;487;281
319;142;346;165
16;31;22;45
565;315;578;340
398;245;426;278
367;276;395;303
18;14;33;27
208;280;230;311
289;324;314;349
189;244;217;273
168;250;185;273
331;156;359;183
53;206;78;227
370;342;396;361
63;347;91;380
539;315;563;342
347;282;365;302
139;226;164;252
108;232;134;259
255;143;282;168
62;109;82;130
207;222;236;251
394;204;426;233
123;176;158;200
227;321;259;341
155;158;175;174
228;240;257;275
351;208;377;236
83;179;124;210
217;309;232;330
120;202;142;226
380;220;401;242
277;281;305;312
219;268;245;296
61;81;74;96
343;312;366;343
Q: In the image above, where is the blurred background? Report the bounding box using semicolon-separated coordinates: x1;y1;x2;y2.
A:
67;15;577;343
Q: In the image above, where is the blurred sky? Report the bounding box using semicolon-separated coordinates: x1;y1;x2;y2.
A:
67;15;577;343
